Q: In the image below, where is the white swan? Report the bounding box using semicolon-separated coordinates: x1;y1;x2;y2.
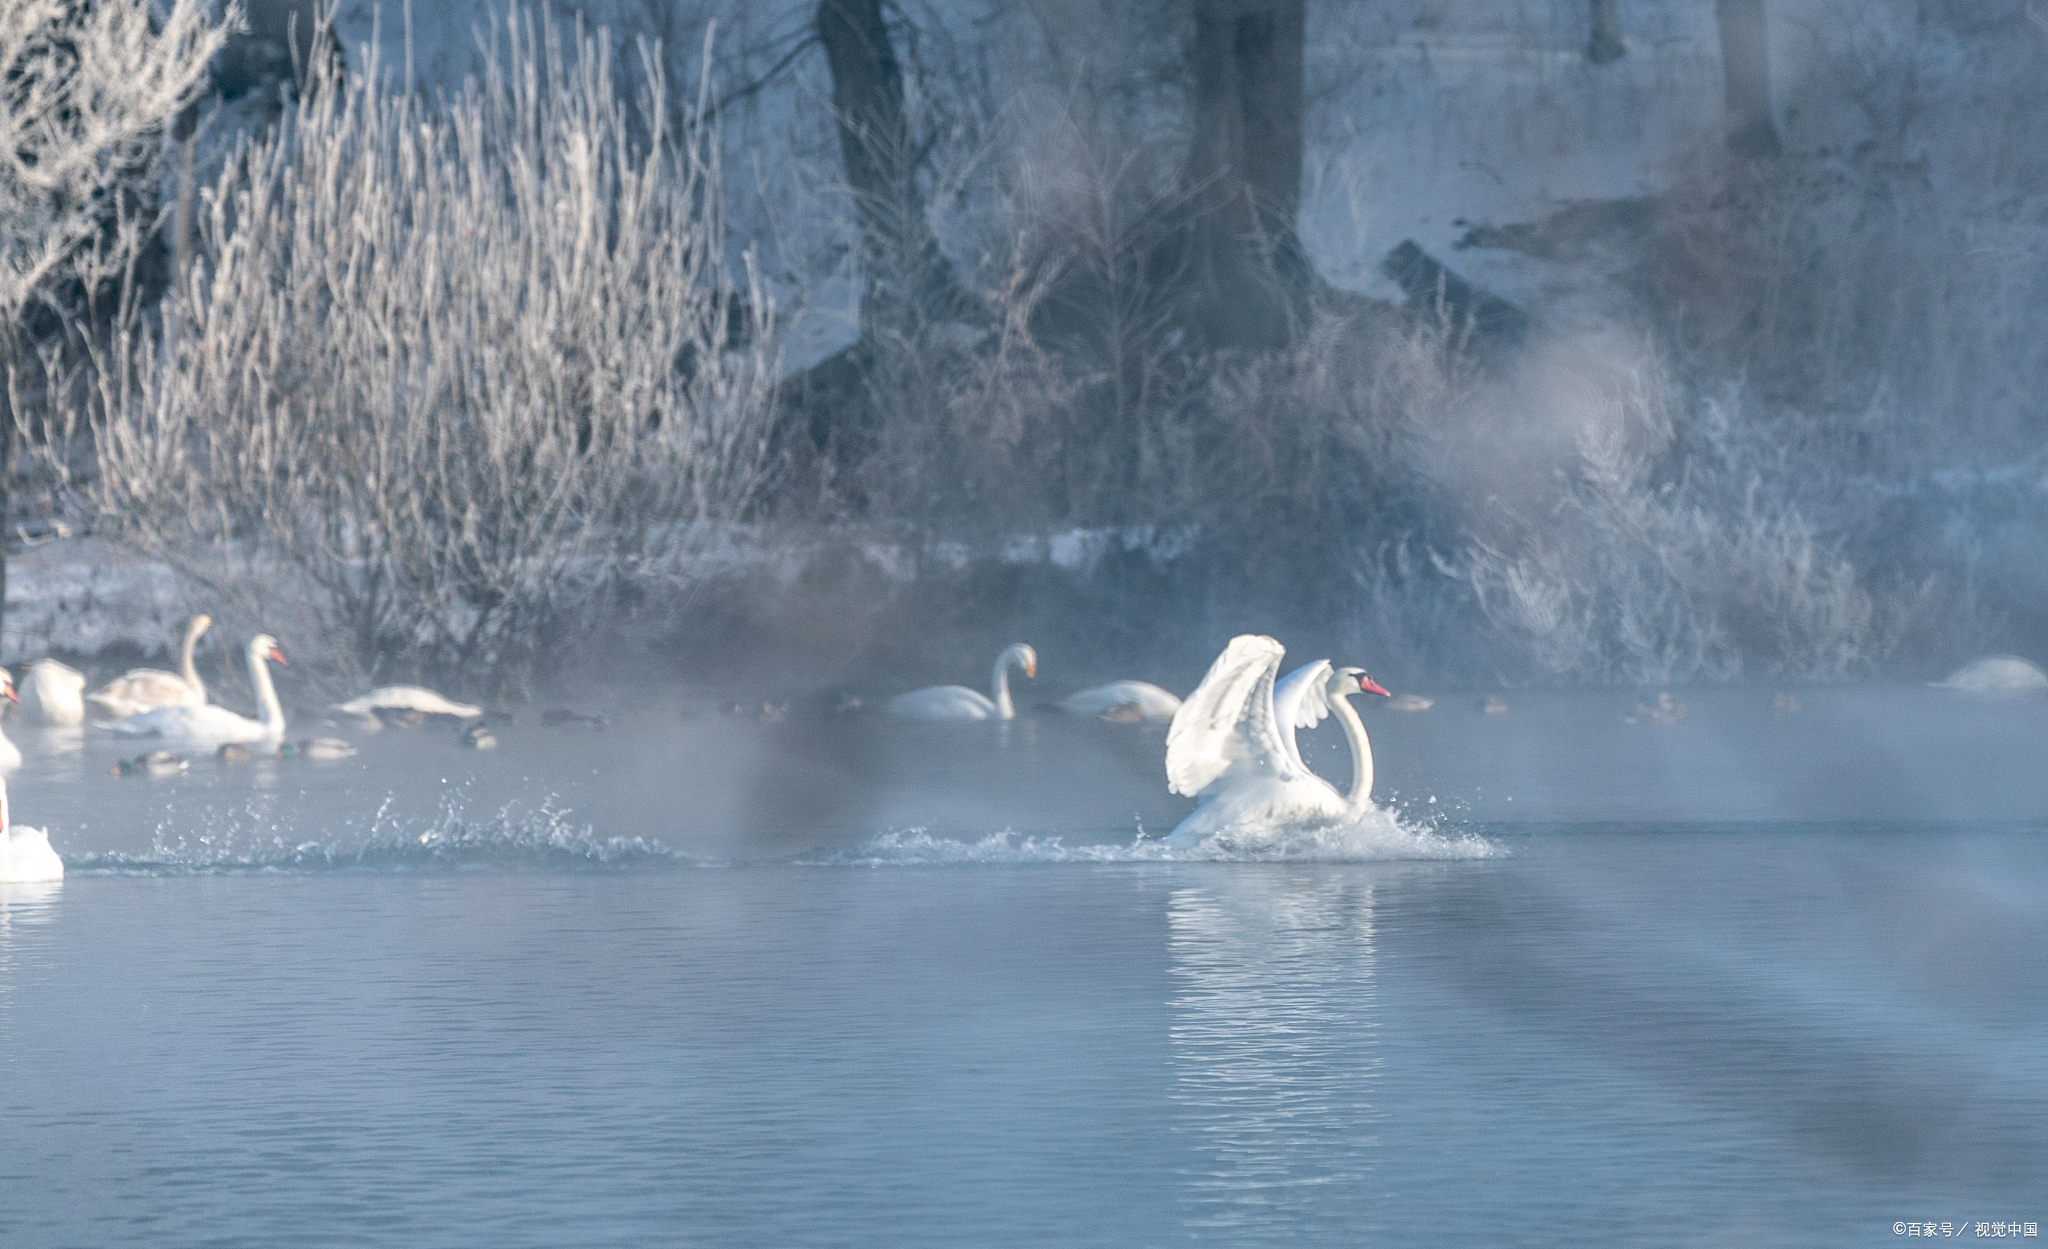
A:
887;643;1037;720
86;614;212;719
0;673;21;773
1163;635;1389;848
1058;680;1183;721
332;686;482;721
0;777;61;882
20;659;86;726
100;635;288;744
1930;655;2048;697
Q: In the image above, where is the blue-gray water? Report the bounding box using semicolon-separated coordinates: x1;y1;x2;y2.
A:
2;687;2044;1246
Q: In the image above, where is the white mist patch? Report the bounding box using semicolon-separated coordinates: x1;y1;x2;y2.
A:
69;792;701;876
828;808;1498;866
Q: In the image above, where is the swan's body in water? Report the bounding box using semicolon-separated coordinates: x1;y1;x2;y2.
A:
888;644;1037;720
101;636;287;744
1058;680;1183;721
332;686;482;721
0;673;21;773
1931;655;2048;697
1163;635;1389;848
21;659;86;727
86;615;212;719
0;777;61;882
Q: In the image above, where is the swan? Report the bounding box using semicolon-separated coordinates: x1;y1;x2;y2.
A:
332;686;482;721
100;635;288;744
1930;655;2048;697
20;659;86;726
1058;680;1183;721
887;643;1037;720
1163;635;1389;848
0;673;21;773
0;777;62;883
85;614;212;719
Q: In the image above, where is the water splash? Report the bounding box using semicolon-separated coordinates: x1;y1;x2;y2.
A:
68;790;698;876
825;808;1499;866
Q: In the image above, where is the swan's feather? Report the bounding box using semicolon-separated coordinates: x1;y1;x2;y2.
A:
0;825;63;882
1058;680;1183;719
86;669;205;718
100;704;277;744
886;685;999;720
1271;660;1334;771
1165;635;1297;797
332;686;482;718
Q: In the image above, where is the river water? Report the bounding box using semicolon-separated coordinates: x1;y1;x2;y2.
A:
1;686;2043;1246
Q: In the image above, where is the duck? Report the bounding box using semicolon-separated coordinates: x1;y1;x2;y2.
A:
20;659;86;726
1057;679;1183;722
0;777;62;883
283;737;356;761
85;614;212;719
113;751;188;777
887;644;1037;720
99;635;288;744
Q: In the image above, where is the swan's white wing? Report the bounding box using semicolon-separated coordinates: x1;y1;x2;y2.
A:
1271;660;1333;772
1165;636;1295;796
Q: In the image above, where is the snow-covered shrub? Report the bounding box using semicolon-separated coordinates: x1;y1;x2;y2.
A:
0;0;234;325
66;13;778;689
1448;350;1893;684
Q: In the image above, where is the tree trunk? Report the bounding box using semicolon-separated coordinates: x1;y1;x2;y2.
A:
1181;0;1308;351
1715;0;1782;157
815;0;964;342
1587;0;1625;64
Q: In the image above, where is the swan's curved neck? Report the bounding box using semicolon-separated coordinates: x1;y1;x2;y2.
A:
1331;692;1374;809
248;647;284;734
181;623;206;693
991;654;1016;719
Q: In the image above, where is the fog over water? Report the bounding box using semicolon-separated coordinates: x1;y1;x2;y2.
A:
6;0;2048;1243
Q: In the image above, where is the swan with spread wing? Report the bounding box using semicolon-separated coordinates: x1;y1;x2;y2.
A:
1163;635;1389;847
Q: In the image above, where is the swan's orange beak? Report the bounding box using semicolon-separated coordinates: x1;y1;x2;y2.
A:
1025;660;1037;679
269;648;288;666
1360;676;1390;697
2;686;15;702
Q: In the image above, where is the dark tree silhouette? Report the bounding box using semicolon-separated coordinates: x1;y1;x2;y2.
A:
1715;0;1782;156
815;0;966;341
1588;0;1625;64
1180;0;1309;351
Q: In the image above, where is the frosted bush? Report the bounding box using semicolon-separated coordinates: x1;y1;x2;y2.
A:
0;0;234;323
63;13;778;688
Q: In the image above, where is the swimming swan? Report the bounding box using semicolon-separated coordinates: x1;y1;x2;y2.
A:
100;635;287;744
887;644;1037;720
1058;680;1183;721
1163;635;1389;848
86;614;212;719
332;687;482;722
21;659;86;727
1930;655;2048;697
0;777;61;882
0;673;21;773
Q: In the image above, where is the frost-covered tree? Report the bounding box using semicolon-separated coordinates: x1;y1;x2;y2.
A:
0;0;235;325
0;0;236;635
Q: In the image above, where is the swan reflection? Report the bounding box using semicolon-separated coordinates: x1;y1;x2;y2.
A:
1169;870;1383;1237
